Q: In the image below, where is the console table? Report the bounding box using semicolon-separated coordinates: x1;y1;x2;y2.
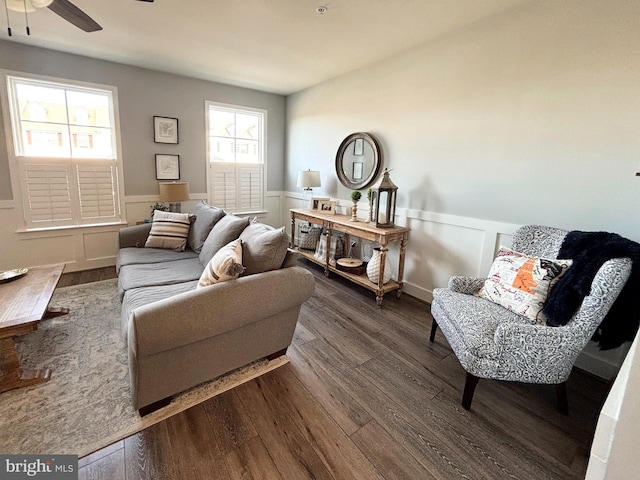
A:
290;208;409;306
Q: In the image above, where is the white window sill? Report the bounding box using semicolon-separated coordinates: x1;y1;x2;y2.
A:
232;210;268;217
15;221;128;235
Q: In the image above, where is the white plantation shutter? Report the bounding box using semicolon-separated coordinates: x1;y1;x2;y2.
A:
22;163;73;226
19;159;121;228
210;163;263;213
238;165;262;211
76;162;120;224
210;164;237;211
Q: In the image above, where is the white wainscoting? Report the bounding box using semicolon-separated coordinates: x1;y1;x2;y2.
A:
280;191;629;379
1;190;628;378
0;200;123;273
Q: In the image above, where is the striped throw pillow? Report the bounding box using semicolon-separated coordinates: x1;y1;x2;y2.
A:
197;239;244;288
145;210;193;251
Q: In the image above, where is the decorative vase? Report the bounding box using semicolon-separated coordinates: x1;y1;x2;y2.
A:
350;200;358;221
366;247;392;284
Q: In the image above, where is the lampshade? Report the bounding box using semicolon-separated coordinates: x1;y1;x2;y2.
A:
159;182;190;202
297;170;321;190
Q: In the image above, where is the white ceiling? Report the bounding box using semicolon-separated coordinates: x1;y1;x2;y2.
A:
1;0;529;95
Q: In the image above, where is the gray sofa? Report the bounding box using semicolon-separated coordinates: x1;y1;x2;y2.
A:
116;202;315;415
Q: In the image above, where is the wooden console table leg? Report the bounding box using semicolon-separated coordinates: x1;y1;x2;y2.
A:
376;246;388;307
290;214;296;248
324;229;332;277
396;234;408;298
0;337;50;394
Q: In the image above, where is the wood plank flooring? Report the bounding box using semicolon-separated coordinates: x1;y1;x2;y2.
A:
65;263;609;479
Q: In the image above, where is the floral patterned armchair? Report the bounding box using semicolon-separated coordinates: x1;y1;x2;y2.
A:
430;225;632;413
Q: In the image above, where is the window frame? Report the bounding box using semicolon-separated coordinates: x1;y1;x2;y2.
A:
205;101;267;215
0;70;126;231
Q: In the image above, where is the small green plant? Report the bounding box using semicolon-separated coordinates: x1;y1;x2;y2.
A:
351;190;362;202
367;188;373;200
150;202;169;218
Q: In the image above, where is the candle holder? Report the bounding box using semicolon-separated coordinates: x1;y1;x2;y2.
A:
370;169;397;228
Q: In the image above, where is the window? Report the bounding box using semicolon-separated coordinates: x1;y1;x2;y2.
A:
3;73;123;229
206;102;265;213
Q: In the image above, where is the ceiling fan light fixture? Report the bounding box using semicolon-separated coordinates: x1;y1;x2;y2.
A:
31;0;53;8
6;0;36;13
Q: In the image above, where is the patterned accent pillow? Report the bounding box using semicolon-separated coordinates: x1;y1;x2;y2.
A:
144;210;193;251
197;239;245;288
475;246;572;324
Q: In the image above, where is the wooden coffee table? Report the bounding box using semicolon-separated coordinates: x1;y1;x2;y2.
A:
0;264;67;394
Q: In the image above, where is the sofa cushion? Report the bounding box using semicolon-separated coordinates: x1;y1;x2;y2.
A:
199;213;250;266
239;221;289;275
116;247;198;274
118;257;204;298
122;281;198;336
145;211;193;251
198;239;245;288
475;246;572;324
188;201;226;253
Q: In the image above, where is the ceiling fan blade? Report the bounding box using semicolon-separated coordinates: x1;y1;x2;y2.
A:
47;0;102;32
136;0;154;2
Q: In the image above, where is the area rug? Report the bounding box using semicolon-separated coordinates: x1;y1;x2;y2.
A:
0;279;288;457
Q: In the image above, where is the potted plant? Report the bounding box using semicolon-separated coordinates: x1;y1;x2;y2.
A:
149;202;169;220
350;190;361;222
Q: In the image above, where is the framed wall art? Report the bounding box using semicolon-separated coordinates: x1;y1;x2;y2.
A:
155;154;180;180
154;116;179;144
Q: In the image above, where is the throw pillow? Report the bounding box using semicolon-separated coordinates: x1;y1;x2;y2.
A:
475;246;573;324
197;239;244;288
239;220;289;275
144;210;193;252
198;213;251;266
187;201;226;253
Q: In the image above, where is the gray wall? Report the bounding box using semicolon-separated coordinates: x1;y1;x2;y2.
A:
0;40;286;200
286;0;640;240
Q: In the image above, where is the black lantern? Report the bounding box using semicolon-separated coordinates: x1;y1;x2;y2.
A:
370;168;398;228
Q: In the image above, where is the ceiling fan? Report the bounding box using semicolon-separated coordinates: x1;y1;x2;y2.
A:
5;0;153;33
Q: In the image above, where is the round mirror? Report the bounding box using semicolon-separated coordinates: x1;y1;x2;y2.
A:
335;132;383;190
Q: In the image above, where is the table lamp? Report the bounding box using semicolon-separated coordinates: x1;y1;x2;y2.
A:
159;181;190;213
297;169;321;203
297;170;321;192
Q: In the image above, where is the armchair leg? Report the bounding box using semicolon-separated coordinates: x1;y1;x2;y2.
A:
430;319;438;342
555;382;569;415
462;373;480;410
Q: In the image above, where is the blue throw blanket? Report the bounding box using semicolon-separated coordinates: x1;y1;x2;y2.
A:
542;231;640;350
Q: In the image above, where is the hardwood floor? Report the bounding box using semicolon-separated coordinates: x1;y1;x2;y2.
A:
68;262;608;479
58;266;117;288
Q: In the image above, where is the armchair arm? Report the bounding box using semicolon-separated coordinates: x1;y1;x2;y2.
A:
129;266;315;356
448;276;486;295
493;322;581;382
119;223;152;248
